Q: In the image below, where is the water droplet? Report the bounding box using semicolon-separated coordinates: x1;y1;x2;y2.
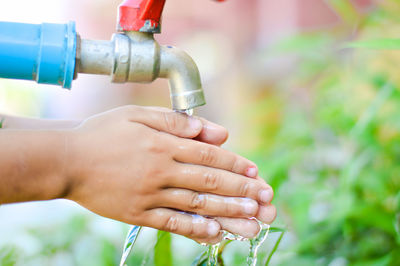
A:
176;109;194;116
223;231;247;241
185;109;194;116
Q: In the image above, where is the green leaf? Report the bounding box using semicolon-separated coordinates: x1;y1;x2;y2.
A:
350;82;394;138
154;231;173;266
265;231;285;266
269;227;286;233
345;39;400;50
395;213;400;244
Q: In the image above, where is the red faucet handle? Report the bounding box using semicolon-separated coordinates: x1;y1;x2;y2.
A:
118;0;226;33
118;0;167;33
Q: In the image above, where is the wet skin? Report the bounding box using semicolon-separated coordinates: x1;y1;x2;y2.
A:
0;106;276;244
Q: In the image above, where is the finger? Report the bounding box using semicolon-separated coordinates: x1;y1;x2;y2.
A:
143;107;229;146
174;139;258;178
169;165;273;204
124;106;203;138
192;231;224;245
215;217;260;239
256;204;277;224
158;189;258;218
142;208;221;239
194;118;229;146
184;214;224;245
256;176;275;202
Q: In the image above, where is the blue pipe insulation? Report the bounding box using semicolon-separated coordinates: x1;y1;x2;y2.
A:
0;21;77;89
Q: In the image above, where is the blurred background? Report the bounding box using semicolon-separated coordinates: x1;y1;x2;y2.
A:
1;0;400;265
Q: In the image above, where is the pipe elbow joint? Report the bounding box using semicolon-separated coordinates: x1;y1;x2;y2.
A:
159;45;205;111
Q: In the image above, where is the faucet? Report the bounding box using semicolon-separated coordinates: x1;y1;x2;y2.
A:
0;0;212;112
77;0;205;111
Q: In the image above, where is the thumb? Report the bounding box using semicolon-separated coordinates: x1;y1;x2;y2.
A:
135;106;229;145
125;106;203;138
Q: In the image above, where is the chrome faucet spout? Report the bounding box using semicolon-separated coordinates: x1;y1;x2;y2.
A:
159;45;205;111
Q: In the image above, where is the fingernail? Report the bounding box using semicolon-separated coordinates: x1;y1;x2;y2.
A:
246;166;258;178
189;117;203;131
207;221;220;236
242;199;258;215
259;189;272;203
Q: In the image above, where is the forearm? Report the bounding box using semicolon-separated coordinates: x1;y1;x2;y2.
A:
0;130;69;204
1;114;81;130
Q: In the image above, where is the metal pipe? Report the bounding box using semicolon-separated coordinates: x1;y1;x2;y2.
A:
77;39;113;75
76;31;206;111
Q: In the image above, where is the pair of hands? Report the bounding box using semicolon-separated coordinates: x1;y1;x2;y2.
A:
1;106;276;244
64;106;276;244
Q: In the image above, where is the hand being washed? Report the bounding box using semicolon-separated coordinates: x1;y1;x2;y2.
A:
0;106;276;244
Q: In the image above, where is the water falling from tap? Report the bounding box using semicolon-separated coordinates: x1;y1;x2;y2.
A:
177;109;194;116
205;231;247;265
119;225;142;266
205;221;270;266
247;223;270;266
206;242;220;266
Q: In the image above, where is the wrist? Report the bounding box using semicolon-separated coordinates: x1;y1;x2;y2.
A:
1;114;81;130
58;129;88;203
28;130;74;201
0;130;73;203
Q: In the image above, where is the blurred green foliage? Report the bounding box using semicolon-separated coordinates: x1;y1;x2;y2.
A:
0;247;19;266
240;1;400;265
154;231;173;266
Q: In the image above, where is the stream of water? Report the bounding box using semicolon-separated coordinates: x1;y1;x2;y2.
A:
206;242;220;266
206;221;270;266
119;225;142;266
120;222;270;266
247;223;270;266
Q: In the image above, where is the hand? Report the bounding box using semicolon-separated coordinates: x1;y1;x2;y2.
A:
145;107;277;242
63;106;275;243
0;109;276;242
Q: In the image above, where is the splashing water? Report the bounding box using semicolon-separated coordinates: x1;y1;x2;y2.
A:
223;231;248;241
119;212;270;265
206;242;220;266
247;223;270;266
119;225;142;266
206;222;270;266
205;231;247;265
